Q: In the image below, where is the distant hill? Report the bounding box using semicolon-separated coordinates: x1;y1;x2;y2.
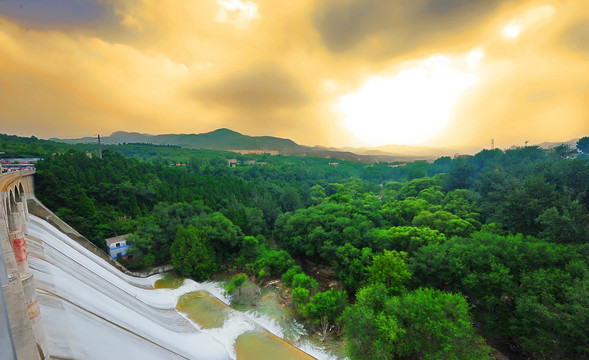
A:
53;129;485;163
55;128;298;151
54;129;418;162
326;144;483;159
54;128;297;151
536;138;579;150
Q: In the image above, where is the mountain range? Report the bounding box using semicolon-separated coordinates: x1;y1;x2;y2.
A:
53;129;578;163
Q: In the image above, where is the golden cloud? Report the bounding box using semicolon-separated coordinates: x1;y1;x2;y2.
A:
0;0;587;148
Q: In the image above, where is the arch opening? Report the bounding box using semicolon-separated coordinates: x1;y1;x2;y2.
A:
8;190;16;215
14;185;21;203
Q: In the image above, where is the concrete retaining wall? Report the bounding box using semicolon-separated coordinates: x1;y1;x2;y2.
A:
127;265;175;278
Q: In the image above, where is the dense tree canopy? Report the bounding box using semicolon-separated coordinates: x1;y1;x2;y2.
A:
344;284;490;360
410;232;589;358
5;133;586;359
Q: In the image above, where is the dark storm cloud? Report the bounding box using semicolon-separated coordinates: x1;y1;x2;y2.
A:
562;19;589;53
193;66;309;112
312;0;508;58
426;0;488;14
0;0;119;32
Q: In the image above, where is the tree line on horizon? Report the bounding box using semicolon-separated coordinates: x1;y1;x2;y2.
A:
4;133;588;359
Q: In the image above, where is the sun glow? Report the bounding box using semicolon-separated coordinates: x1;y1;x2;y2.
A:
503;23;521;38
338;56;478;146
501;5;554;39
467;49;485;66
216;0;259;27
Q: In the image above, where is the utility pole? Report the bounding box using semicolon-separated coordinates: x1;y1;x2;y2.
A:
98;134;102;159
525;140;529;147
491;139;494;149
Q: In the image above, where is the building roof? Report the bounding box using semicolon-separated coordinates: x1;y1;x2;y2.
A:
105;234;129;246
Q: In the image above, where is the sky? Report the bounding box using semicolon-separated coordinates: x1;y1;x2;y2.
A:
0;0;588;149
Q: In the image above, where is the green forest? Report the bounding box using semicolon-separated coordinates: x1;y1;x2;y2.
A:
3;133;588;359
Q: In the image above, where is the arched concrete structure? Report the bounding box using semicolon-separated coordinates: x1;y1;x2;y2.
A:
0;170;47;360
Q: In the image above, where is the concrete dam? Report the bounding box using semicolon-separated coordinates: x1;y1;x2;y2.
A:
1;171;324;360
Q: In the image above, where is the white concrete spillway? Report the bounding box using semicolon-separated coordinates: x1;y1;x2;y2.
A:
25;214;230;360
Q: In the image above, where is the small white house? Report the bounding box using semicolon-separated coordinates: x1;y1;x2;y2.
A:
105;235;129;259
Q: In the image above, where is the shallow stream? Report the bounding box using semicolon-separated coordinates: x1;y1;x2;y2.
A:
154;273;346;360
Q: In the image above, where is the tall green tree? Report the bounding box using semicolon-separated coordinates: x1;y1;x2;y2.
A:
170;225;216;281
385;226;446;253
368;250;411;295
304;289;348;338
332;244;372;294
576;136;589;153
